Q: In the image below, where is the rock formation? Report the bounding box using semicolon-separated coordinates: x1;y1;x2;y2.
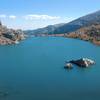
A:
0;21;25;45
69;58;95;68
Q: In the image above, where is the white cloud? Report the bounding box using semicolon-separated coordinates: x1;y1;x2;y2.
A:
0;14;6;18
0;14;60;21
24;14;60;20
9;15;16;19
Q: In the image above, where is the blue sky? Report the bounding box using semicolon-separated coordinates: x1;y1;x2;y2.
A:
0;0;100;30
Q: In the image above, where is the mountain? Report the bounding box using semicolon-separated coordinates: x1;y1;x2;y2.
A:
25;10;100;35
24;23;65;35
0;21;25;45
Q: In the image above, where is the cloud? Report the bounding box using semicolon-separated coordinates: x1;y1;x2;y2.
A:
9;15;16;19
24;14;60;20
0;14;6;18
0;14;60;21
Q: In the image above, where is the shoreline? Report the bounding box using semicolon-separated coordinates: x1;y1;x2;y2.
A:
0;34;100;46
65;34;100;46
31;33;100;46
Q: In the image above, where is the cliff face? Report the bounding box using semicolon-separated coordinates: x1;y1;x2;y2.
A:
0;21;25;45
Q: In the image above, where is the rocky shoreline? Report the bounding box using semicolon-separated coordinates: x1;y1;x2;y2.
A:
32;33;100;46
64;24;100;46
0;21;25;45
65;33;100;46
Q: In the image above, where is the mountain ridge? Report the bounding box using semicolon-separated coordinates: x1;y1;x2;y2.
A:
25;10;100;35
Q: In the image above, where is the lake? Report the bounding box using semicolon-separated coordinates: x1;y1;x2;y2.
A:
0;37;100;100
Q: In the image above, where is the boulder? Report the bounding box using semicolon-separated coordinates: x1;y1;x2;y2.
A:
64;63;73;69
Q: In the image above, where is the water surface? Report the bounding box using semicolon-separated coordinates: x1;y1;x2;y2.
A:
0;37;100;100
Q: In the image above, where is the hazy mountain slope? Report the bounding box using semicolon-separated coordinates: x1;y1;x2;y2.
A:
24;23;65;35
25;10;100;35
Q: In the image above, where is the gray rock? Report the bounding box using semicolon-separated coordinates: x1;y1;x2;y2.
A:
64;63;73;69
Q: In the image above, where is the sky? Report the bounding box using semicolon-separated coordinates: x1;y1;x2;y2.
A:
0;0;100;30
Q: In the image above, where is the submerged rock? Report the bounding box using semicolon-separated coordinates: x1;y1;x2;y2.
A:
70;58;95;67
0;91;8;97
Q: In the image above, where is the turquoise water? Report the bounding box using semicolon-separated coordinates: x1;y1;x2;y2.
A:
0;37;100;100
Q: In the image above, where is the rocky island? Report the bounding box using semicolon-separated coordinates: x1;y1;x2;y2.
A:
64;58;95;69
0;21;25;45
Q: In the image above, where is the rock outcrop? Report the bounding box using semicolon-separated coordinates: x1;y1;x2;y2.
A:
0;21;25;45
